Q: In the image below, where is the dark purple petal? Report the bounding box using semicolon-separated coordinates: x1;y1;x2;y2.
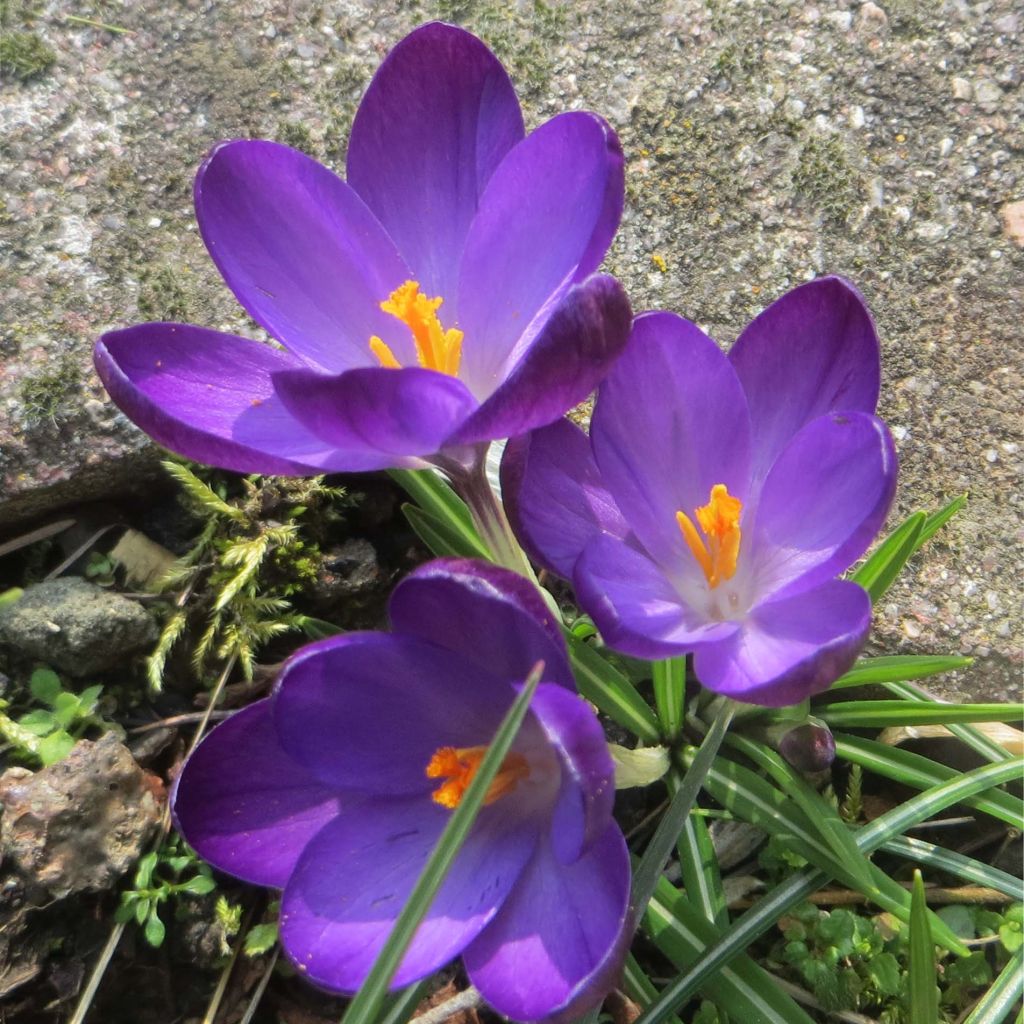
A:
171;700;340;889
94;324;358;475
280;794;538;991
456;113;624;395
574;534;737;660
590;312;752;575
464;824;631;1023
347;23;524;300
388;558;575;691
750;412;897;597
273;366;478;469
528;683;615;865
272;632;524;796
728;277;881;486
500;419;632;580
692;579;872;706
195;140;412;373
447;275;632;447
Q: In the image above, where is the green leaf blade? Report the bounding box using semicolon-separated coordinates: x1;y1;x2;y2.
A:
909;870;939;1024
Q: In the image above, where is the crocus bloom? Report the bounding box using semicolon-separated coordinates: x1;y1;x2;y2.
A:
502;278;897;706
172;559;630;1021
93;23;630;476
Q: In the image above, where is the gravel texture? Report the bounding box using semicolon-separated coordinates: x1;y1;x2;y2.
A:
0;0;1020;697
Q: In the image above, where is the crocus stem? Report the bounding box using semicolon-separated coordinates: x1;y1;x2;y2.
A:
444;450;536;580
630;701;736;918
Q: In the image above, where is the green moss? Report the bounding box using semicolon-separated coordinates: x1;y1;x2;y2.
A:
0;30;56;82
137;265;193;321
19;355;81;426
792;133;862;224
275;119;315;157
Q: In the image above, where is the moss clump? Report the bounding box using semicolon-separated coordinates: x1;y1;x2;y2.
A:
0;31;56;83
792;133;862;224
19;355;81;426
137;265;192;321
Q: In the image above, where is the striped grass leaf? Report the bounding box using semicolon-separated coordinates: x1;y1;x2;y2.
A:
909;870;940;1024
644;875;816;1024
835;735;1024;827
882;835;1024;901
851;510;926;601
389;468;477;533
830;654;973;690
630;760;1018;1024
566;630;662;745
340;664;542;1024
651;657;686;739
622;954;685;1024
918;493;967;547
819;700;1024;728
676;811;729;929
401;503;491;560
962;948;1024;1024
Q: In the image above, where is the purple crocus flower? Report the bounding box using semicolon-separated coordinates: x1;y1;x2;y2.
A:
172;559;630;1022
93;23;630;476
502;278;898;707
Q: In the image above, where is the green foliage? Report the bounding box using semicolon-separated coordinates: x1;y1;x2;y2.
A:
0;667;117;766
117;838;217;948
18;355;81;426
0;29;56;82
244;908;280;957
147;461;352;689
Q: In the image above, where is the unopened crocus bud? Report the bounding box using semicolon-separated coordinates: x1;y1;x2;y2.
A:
777;719;837;772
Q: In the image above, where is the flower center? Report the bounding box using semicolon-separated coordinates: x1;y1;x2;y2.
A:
675;483;743;589
425;744;530;809
369;280;463;376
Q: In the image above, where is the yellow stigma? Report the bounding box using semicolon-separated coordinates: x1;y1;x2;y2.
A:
425;745;529;810
369;280;463;376
675;483;743;589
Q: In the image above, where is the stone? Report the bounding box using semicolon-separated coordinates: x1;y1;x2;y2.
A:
0;577;156;676
0;0;1020;698
1000;200;1024;246
0;733;163;899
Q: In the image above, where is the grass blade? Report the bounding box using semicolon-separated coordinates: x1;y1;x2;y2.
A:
565;631;662;744
401;504;490;559
819;700;1024;728
836;736;1024;827
676;811;728;929
651;657;686;739
852;510;925;601
631;705;735;917
831;654;973;689
631;760;1018;1024
918;493;967;547
390;468;476;531
909;870;939;1024
963;948;1024;1024
340;664;543;1024
882;836;1024;901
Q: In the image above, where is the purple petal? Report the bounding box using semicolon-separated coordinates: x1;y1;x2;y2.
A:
195;140;412;373
280;794;538;991
272;632;523;796
171;700;340;889
693;579;872;706
574;534;737;660
750;412;897;597
728;277;881;485
501;419;632;580
447;275;632;447
464;824;631;1023
528;684;615;865
590;312;752;575
273;366;478;469
456;113;624;396
347;23;524;300
388;558;575;691
94;324;356;475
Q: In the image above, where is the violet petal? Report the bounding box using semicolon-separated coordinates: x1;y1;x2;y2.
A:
171;700;340;889
347;22;524;299
464;824;631;1023
280;794;538;991
728;277;881;486
500;419;632;580
195;139;411;373
94;324;353;475
693;578;872;706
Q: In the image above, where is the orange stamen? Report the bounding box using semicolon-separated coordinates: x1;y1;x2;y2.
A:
426;744;530;809
675;483;742;588
369;280;463;375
